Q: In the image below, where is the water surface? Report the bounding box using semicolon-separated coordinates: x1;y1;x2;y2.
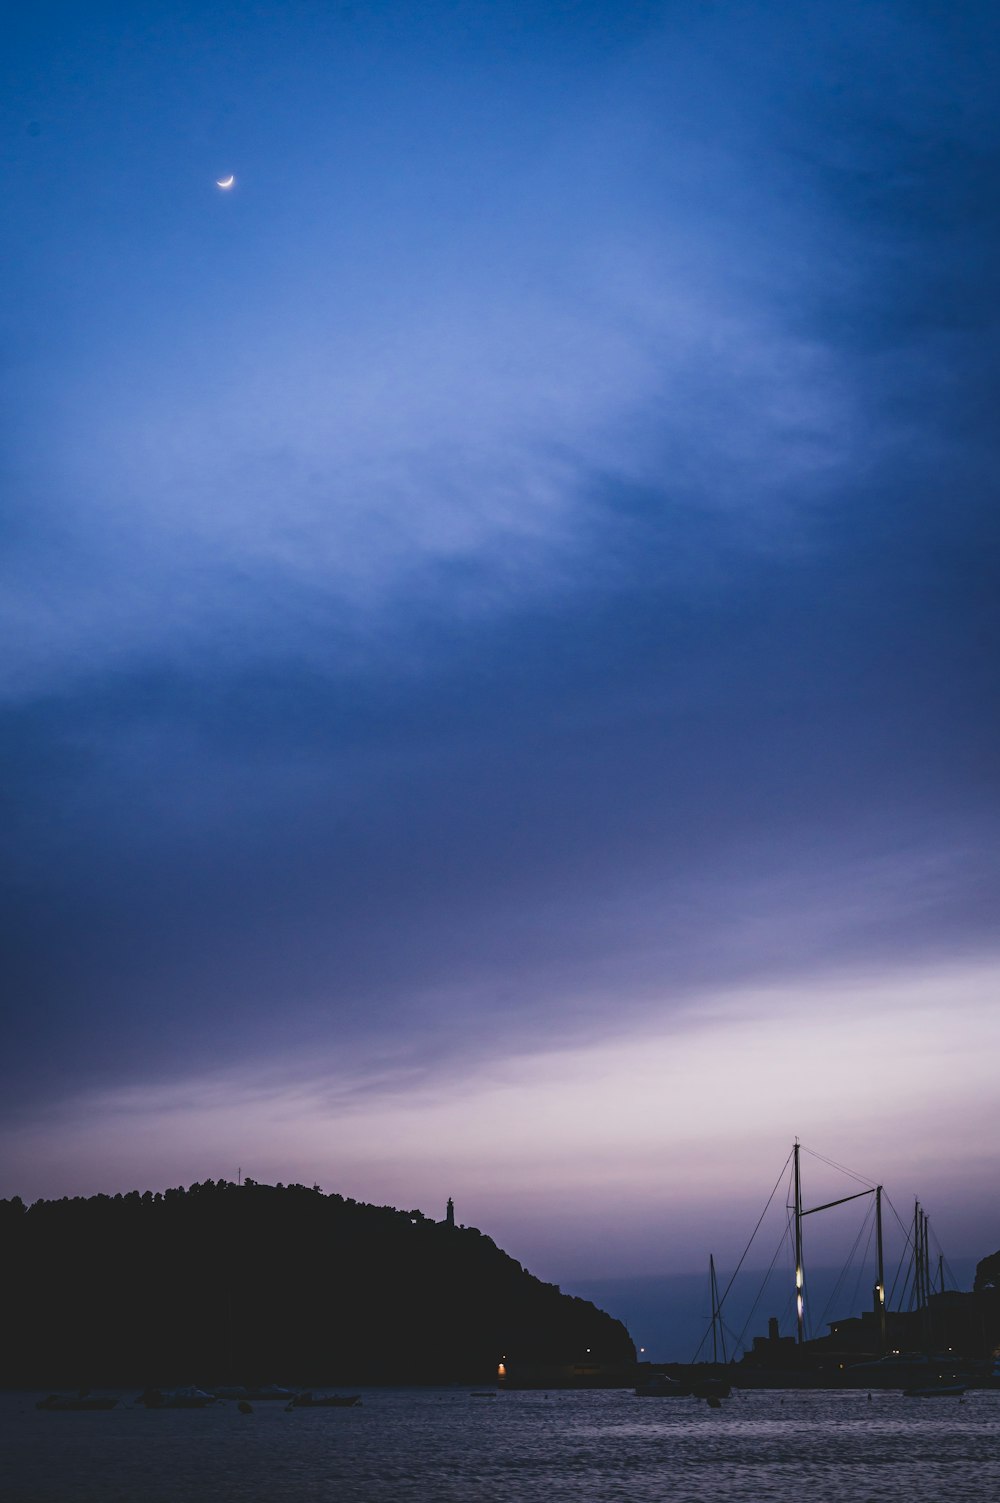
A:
2;1386;997;1502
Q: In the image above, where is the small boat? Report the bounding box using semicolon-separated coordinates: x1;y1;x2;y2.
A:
139;1386;216;1409
215;1383;297;1402
290;1391;362;1408
36;1393;118;1411
635;1373;689;1398
470;1391;496;1398
691;1377;731;1399
902;1383;967;1398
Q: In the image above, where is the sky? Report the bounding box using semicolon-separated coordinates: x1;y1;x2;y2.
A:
3;0;999;1349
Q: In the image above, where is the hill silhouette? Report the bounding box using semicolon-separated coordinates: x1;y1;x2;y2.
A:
0;1181;634;1386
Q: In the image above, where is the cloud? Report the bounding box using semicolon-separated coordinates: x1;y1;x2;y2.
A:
3;3;892;699
3;270;853;697
8;955;1000;1276
2;0;998;1282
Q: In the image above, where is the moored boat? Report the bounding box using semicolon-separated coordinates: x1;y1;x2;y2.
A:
36;1393;118;1411
139;1386;216;1408
635;1373;689;1397
291;1391;362;1408
690;1377;731;1399
214;1383;297;1402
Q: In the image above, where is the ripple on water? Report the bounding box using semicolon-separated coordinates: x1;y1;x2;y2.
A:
3;1389;1000;1503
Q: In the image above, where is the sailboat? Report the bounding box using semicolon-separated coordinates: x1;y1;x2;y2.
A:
36;1392;118;1411
685;1141;970;1390
635;1255;732;1398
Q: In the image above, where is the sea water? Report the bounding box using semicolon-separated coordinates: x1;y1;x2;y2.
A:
2;1386;998;1503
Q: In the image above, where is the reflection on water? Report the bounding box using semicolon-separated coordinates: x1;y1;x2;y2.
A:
3;1387;999;1503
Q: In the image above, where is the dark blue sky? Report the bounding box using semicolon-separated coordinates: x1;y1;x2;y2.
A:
3;1;999;1295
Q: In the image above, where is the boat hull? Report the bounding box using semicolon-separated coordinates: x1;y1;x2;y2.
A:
291;1393;362;1408
36;1395;118;1411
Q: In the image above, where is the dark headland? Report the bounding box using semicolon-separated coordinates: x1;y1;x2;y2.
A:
0;1181;634;1387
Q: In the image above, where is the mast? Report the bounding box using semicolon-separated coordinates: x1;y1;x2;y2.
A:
914;1200;932;1351
710;1254;718;1364
923;1210;932;1351
874;1184;886;1356
709;1254;728;1365
793;1139;805;1344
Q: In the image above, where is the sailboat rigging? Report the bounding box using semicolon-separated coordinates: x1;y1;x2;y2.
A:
631;1140;1000;1399
666;1140;976;1390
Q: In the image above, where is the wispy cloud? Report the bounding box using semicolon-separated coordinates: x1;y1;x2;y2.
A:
10;956;1000;1275
3;5;883;697
2;1;998;1281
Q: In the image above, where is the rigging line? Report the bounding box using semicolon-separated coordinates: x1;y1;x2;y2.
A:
715;1149;793;1316
778;1291;795;1337
892;1250;915;1314
847;1208;877;1320
886;1246;908;1310
695;1319;743;1365
690;1265;722;1363
925;1220;951;1287
814;1198;875;1333
776;1238;798;1342
771;1210;798;1342
800;1146;874;1188
689;1295;715;1364
816;1199;876;1333
691;1307;738;1365
691;1260;730;1364
905;1248;919;1313
816;1249;851;1332
713;1261;729;1366
882;1192;918;1243
692;1271;738;1365
734;1224;793;1355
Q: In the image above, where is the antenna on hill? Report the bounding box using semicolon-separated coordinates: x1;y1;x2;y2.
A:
237;1167;241;1187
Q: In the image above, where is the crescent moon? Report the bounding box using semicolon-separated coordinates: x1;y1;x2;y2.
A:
216;175;235;189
